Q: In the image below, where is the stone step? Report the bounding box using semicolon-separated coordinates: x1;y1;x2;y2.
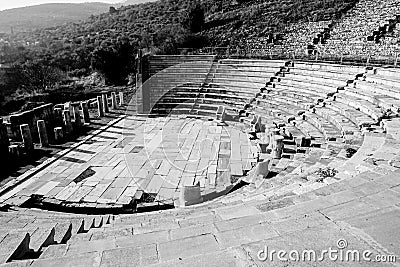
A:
29;226;55;252
30;251;101;267
0;232;30;264
53;223;72;244
39;244;67;259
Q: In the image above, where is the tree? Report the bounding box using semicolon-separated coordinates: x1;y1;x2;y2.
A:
109;6;117;14
91;39;136;85
5;61;65;94
182;3;205;33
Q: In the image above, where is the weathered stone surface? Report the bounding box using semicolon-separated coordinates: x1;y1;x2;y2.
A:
158;234;220;262
215;223;279;248
216;205;261;221
31;251;101;267
65;239;116;256
150;250;239;267
214;214;267;232
170;223;218;240
179;182;203;207
100;244;158;267
39;244;67;259
115;230;170;248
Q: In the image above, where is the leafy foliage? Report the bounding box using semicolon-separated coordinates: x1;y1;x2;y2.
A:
316;167;338;182
91;37;137;85
5;61;65;94
345;147;357;158
182;3;205;33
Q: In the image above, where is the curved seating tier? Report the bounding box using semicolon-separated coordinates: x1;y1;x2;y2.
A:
147;55;216;76
324;0;400;55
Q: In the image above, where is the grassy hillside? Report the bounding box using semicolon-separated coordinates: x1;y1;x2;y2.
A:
0;3;112;33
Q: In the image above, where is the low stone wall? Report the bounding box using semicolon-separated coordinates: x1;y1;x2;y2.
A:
0;91;125;162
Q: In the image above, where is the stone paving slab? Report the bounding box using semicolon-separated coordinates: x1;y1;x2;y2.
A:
158;234;220;262
100;244;158;267
0;116;257;207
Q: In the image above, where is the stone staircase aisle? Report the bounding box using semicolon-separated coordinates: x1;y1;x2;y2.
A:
0;208;114;265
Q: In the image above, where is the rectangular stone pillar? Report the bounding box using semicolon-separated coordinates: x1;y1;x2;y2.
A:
53;108;64;127
136;73;146;114
97;96;104;117
102;93;109;113
81;101;90;124
20;124;33;152
119;92;124;106
178;182;203;207
111;92;117;109
9;145;20;161
63;110;73;135
9;114;22;141
0;118;10;156
54;127;63;143
65;102;73;116
271;135;284;159
37;120;49;147
71;102;82;127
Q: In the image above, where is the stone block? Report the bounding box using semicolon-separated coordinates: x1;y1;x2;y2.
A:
54;127;64;143
20;124;33;152
118;92;124;106
97;96;104;117
62;110;73;135
255;158;271;177
178;182;203;207
37;120;49;147
102;93;109;113
71;102;82;127
81;101;90;124
111;92;117;109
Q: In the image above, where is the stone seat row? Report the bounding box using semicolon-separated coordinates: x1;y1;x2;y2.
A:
215;65;283;75
254;95;359;142
343;84;400;113
152;61;381;146
249;99;332;142
267;86;375;132
279;63;395;124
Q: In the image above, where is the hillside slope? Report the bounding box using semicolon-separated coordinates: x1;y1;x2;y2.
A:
120;0;159;5
0;3;112;33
